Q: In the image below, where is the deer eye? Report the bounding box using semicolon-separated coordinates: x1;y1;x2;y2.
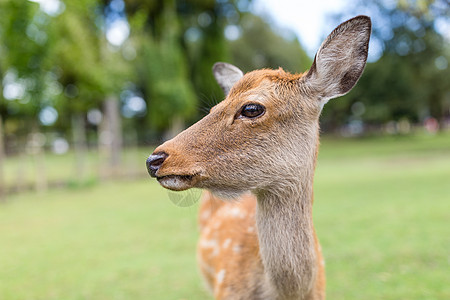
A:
237;103;265;119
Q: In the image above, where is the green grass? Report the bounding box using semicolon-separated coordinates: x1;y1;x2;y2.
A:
0;133;449;299
315;133;449;299
0;180;208;300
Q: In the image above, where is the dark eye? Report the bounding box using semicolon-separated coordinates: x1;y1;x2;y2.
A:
238;103;265;119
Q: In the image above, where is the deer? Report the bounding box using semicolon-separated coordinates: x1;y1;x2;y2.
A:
146;16;371;300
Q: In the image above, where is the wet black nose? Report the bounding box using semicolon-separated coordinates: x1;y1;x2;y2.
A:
146;152;168;177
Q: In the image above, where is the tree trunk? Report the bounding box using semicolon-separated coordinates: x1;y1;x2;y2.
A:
0;114;5;201
30;130;48;193
15;137;26;194
72;113;87;184
428;92;445;131
125;128;138;177
101;97;122;177
163;116;184;141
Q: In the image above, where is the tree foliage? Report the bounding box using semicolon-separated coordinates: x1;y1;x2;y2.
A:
0;0;448;149
230;14;311;74
126;0;197;131
322;0;450;131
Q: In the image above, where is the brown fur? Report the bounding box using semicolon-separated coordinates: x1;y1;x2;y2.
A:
197;191;326;300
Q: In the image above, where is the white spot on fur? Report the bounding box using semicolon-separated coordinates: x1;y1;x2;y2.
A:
230;207;241;217
247;226;254;233
201;210;211;221
200;239;218;249
247;94;260;102
216;269;226;285
222;206;246;218
232;244;241;253
223;238;232;249
200;238;220;257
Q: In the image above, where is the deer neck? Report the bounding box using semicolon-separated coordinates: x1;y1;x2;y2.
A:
255;133;319;300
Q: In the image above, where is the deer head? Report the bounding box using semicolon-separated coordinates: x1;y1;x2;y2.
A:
147;16;371;199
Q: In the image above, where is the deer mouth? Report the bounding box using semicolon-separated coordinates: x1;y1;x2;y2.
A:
156;174;199;191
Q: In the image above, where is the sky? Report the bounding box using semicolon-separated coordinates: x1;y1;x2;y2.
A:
252;0;449;61
252;0;351;55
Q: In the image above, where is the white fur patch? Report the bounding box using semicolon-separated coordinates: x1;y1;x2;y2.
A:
223;238;232;249
216;269;226;285
230;207;245;218
158;176;190;191
321;259;326;267
201;210;211;221
200;239;218;249
200;238;220;257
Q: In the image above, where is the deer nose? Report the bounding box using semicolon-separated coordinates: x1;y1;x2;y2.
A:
146;152;168;177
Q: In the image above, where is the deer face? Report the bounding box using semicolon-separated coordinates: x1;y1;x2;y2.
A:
148;70;322;198
147;16;371;199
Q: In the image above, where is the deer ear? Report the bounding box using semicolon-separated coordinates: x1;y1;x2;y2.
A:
305;15;371;106
212;62;244;96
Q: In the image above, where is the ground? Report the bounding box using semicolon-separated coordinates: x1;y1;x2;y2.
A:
0;132;449;299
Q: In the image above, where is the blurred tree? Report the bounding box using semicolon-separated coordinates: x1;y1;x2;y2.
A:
124;0;196;137
178;0;238;108
50;1;101;179
322;0;450;132
0;1;52;135
124;0;311;134
124;0;257;134
0;53;4;198
0;113;4;199
50;0;131;175
0;1;56;192
229;14;311;73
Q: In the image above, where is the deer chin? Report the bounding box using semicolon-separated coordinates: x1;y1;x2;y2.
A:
156;174;199;191
197;181;250;200
209;188;248;200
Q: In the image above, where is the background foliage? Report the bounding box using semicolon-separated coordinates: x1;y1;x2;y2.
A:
0;0;448;145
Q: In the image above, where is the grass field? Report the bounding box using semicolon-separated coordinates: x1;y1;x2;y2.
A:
0;133;449;299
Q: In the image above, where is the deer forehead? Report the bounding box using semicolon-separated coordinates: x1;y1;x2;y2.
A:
215;69;311;115
230;68;303;96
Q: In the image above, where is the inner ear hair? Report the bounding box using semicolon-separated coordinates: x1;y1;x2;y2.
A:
213;62;244;96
